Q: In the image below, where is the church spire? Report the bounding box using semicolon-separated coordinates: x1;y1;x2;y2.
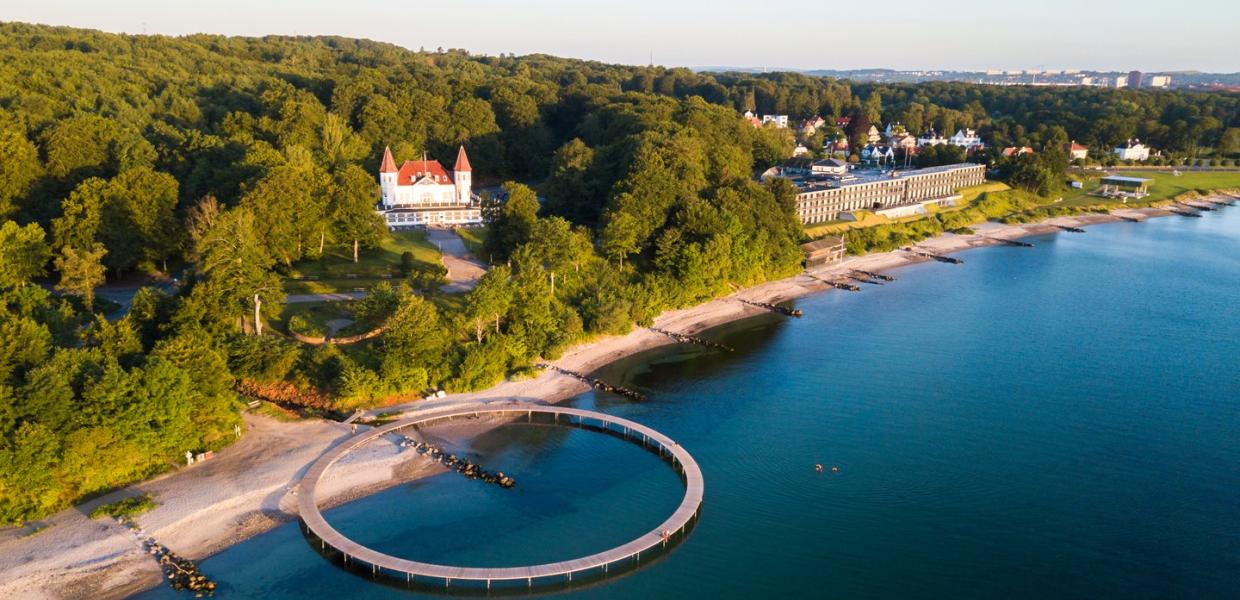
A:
379;145;397;173
454;145;471;172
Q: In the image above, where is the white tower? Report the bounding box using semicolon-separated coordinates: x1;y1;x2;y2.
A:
453;145;472;204
378;146;398;207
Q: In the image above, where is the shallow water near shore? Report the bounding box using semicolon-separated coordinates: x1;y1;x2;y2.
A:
136;207;1240;599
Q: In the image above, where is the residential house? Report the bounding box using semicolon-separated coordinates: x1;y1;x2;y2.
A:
949;129;984;149
918;129;948;147
762;114;790;128
862;144;895;165
811;158;849;177
825;135;850;157
1114;138;1151;161
1064;141;1089;160
1002;146;1035;157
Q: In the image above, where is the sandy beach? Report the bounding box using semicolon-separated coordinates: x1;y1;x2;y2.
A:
0;203;1209;599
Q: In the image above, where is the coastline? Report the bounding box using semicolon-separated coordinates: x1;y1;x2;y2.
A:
0;202;1220;599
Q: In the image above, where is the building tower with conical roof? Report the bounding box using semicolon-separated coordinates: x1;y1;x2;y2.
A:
379;146;398;206
374;145;482;229
454;145;472;204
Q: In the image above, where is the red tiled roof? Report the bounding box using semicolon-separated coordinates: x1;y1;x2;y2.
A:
1066;142;1088;151
455;145;471;172
379;146;397;173
397;159;453;186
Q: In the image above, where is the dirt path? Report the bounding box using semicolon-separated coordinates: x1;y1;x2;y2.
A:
427;228;487;292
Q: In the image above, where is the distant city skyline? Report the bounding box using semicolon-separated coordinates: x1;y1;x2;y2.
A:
6;0;1240;73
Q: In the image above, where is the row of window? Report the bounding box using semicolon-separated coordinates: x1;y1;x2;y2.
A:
796;169;983;223
386;210;482;223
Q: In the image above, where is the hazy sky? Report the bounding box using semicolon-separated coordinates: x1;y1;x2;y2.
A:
7;0;1239;72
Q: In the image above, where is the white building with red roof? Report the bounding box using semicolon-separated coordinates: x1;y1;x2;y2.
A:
1064;141;1089;161
377;145;481;228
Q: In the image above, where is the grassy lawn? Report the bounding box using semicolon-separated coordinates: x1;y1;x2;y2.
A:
283;231;441;294
1061;170;1240;207
454;226;488;257
958;181;1011;203
275;301;354;337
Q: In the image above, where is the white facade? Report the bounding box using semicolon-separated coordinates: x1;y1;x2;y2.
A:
377;145;481;229
949;129;984;149
811;159;848;176
1148;75;1171;88
762;114;789;128
918;130;948;146
1114;139;1151;161
1065;142;1089;160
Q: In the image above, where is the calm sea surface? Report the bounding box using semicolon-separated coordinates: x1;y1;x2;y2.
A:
137;208;1240;599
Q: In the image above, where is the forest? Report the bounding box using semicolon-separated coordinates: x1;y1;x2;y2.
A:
0;22;1237;523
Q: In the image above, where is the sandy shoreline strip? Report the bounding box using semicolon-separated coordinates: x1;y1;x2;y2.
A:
0;203;1218;599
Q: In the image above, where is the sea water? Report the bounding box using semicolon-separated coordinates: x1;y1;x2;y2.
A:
136;207;1240;599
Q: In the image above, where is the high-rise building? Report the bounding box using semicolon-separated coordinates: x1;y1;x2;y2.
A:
1127;71;1143;88
1148;75;1172;88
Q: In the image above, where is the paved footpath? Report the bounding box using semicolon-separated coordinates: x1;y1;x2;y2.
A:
427;228;488;293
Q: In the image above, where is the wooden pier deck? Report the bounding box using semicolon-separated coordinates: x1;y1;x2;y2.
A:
297;404;704;588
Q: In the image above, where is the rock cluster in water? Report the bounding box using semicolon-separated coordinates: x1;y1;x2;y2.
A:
401;437;514;488
649;327;734;352
738;298;803;317
120;518;216;596
538;364;648;401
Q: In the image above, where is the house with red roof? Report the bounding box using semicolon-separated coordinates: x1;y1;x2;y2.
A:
377;145;481;228
1064;141;1088;161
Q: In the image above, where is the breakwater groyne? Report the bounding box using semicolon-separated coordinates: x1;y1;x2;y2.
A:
648;327;734;352
738;298;803;316
984;236;1034;247
538;364;647;401
400;437;514;488
120;518;216;596
904;248;964;264
852;269;895;282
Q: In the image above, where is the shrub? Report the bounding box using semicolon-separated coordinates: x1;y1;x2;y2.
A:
90;494;157;520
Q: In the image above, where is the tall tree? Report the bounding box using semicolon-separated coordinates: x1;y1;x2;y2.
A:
0;123;41;219
194;207;283;333
54;244;107;310
0;221;50;288
330;164;387;263
483;182;540;262
463;266;514;342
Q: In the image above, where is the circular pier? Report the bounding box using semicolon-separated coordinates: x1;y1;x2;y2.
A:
297;404;704;589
